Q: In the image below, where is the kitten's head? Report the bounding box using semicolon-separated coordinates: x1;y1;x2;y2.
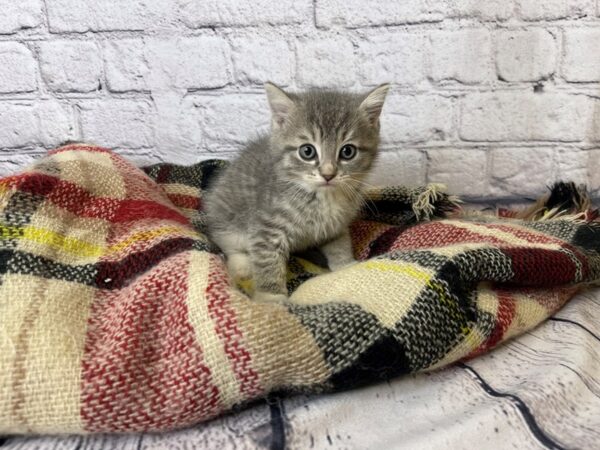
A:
264;82;390;194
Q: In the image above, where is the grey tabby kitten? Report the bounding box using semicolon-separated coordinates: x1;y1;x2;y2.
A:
204;82;390;303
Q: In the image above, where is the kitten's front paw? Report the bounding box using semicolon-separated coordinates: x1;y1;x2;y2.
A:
328;258;357;271
253;290;288;303
227;253;252;280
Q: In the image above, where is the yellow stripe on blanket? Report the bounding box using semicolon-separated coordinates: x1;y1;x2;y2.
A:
292;259;434;327
1;224;201;260
108;226;200;255
365;260;471;335
364;260;431;282
0;183;10;196
0;225;103;258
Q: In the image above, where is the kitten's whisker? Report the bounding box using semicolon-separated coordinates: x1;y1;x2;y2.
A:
341;182;366;212
348;180;380;213
349;179;377;189
345;181;379;217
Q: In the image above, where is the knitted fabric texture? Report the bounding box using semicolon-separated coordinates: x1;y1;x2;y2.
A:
1;144;599;434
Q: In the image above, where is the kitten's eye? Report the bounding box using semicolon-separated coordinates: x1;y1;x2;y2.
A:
298;144;317;161
339;144;357;160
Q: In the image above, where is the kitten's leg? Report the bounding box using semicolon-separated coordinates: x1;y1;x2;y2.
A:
227;253;252;279
249;234;289;303
211;230;252;279
321;229;356;271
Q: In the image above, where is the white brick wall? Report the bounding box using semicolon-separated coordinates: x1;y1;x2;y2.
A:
1;0;600;200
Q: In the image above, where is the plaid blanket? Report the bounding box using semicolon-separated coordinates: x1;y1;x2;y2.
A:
1;144;599;435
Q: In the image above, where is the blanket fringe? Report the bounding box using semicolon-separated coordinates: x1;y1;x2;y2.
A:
413;183;462;221
513;182;597;223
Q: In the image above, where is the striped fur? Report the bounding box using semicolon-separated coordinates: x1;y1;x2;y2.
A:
204;84;389;302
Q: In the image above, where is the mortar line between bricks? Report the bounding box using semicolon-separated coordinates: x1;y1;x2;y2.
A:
4;86;600;100
40;0;50;33
3;20;600;41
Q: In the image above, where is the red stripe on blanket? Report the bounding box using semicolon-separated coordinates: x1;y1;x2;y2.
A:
81;251;222;432
465;290;516;359
31;174;189;225
4;170;189;225
205;255;262;397
45;178;120;220
389;221;507;251
518;285;580;313
497;208;518;218
350;221;399;260
502;247;578;286
156;165;171;184
168;193;201;211
95;237;195;288
483;223;589;279
112;199;189;224
484;290;516;350
1;172;59;197
108;151;177;206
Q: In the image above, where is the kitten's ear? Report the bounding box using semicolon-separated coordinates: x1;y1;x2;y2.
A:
360;83;390;126
265;82;295;130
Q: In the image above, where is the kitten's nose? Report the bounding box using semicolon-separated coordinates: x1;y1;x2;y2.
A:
320;162;336;182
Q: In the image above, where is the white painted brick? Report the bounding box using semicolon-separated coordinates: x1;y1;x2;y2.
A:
39;41;102;93
104;39;149;92
37;101;78;147
593;101;600;141
79;99;156;148
588;150;600;193
358;33;427;87
175;96;205;154
446;0;514;20
490;147;556;197
0;154;42;177
0;104;38;147
297;37;356;88
105;37;231;91
316;0;446;28
516;0;593;20
0;0;44;34
368;150;426;187
381;95;454;144
460;93;593;142
0;43;37;93
496;29;557;82
145;37;231;90
46;0;157;32
179;0;311;27
0;101;75;148
562;29;600;82
430;29;494;84
197;94;269;151
145;95;206;160
556;148;589;186
231;36;294;86
427;149;488;197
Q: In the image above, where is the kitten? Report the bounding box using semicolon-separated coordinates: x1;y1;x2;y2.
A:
204;82;390;302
